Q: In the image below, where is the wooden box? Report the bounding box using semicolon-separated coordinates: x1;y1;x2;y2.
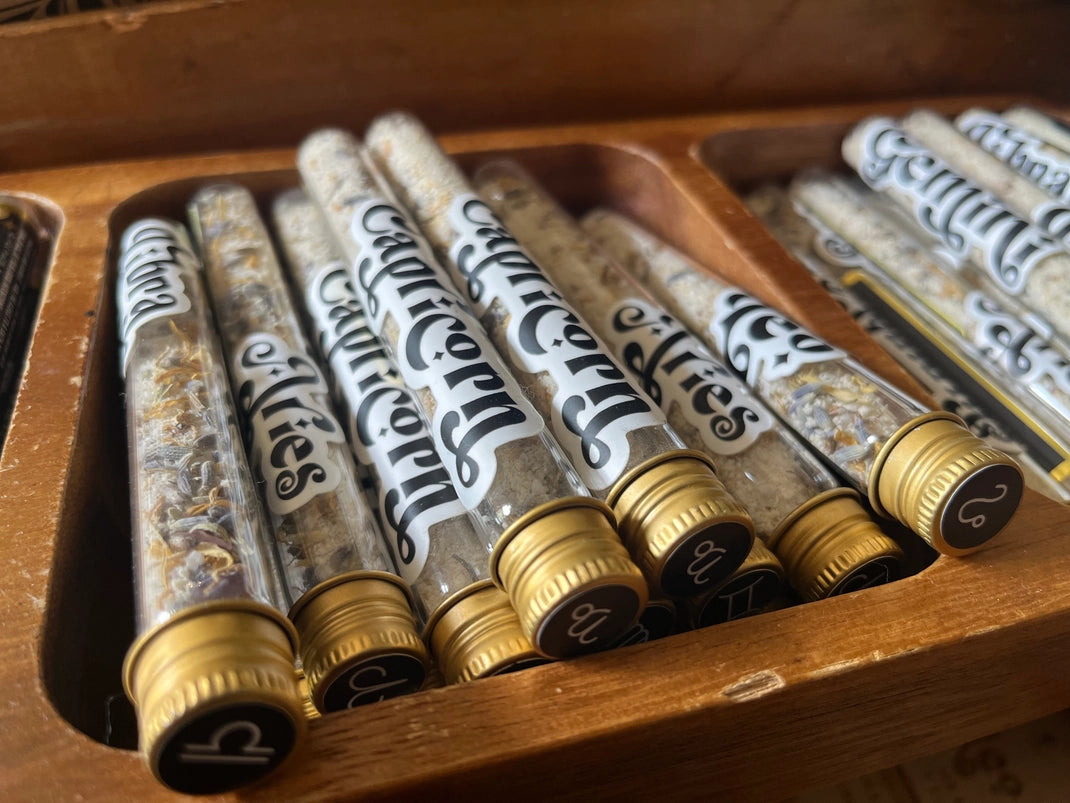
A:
4;2;1070;800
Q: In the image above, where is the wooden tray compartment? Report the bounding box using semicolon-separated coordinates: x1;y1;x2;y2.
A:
4;101;1070;801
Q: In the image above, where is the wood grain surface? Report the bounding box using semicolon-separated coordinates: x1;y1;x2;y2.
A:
3;101;1070;801
2;0;1070;171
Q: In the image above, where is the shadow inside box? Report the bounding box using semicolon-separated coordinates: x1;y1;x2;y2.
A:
36;247;138;748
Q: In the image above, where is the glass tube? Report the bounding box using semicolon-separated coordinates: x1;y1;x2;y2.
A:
297;128;647;659
475;159;903;602
1004;106;1070;163
117;217;304;792
272;187;545;683
749;183;1070;506
903;109;1070;243
792;171;1070;460
843;115;1070;349
583;208;1024;556
956;108;1070;204
364;112;755;600
189;184;428;712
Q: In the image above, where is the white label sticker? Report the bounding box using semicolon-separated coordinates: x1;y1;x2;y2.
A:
966;290;1070;409
606;298;773;455
116;219;196;373
306;262;472;584
958;110;1070;202
853;119;1063;294
711;290;845;386
348;197;544;508
1032;198;1070;243
232;333;345;515
447;194;664;491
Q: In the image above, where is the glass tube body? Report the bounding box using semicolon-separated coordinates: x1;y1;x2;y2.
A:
475;161;840;539
792;172;1070;452
843;116;1070;348
582;209;930;494
365;113;690;500
956;108;1070;205
272;188;490;624
759;180;1070;505
298;130;650;660
118;218;282;632
296;130;589;548
1004;106;1070;164
189;184;396;610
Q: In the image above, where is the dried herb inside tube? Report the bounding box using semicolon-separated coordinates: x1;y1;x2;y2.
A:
475;160;902;604
189;184;428;712
791;172;1070;499
365;112;754;598
273;188;546;683
843;115;1070;347
297;128;647;659
117;218;305;793
583;209;1024;556
749;184;1070;506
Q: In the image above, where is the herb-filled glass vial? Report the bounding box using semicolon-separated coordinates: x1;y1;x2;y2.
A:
273;188;547;683
298;129;647;659
901;109;1070;242
791;171;1070;471
189;184;429;712
474;159;903;607
749;183;1070;506
843;116;1070;348
118;218;305;793
364;112;755;599
584;209;1024;556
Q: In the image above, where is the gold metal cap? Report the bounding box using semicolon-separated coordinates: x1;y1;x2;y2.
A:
122;603;306;795
688;538;787;628
608;450;754;598
490;497;648;659
291;574;429;713
870;413;1024;555
771;488;905;601
427;583;550;684
294;666;321;720
609;598;679;648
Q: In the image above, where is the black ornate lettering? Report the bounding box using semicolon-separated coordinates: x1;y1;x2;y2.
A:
440;393;528;488
857;120;1062;293
233;334;344;512
353;203;440;319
